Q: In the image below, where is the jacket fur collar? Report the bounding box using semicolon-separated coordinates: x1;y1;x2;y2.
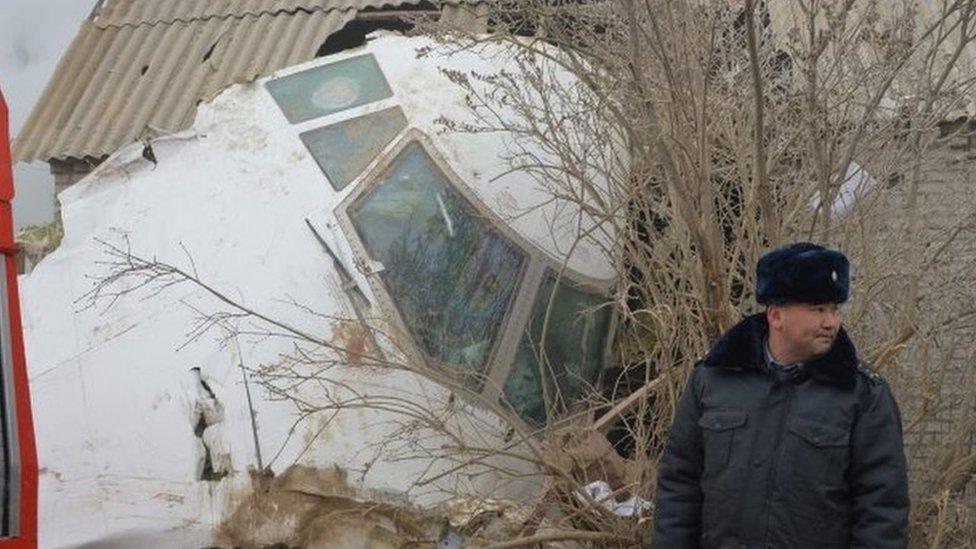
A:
702;313;858;390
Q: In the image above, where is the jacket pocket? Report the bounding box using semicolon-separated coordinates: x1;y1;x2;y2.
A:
786;418;849;485
698;410;747;478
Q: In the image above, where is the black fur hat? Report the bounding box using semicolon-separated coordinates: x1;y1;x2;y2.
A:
756;242;850;305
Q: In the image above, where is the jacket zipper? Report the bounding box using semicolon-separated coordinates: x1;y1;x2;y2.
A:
762;380;795;546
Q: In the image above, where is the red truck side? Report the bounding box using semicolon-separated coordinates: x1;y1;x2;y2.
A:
0;88;39;548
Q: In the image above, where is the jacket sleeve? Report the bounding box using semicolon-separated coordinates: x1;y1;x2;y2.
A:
651;366;704;548
849;378;910;548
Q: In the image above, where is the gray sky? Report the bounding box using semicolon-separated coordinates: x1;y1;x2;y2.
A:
1;0;95;230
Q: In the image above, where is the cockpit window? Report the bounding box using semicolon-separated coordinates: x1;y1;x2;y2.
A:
300;107;407;191
348;142;526;382
502;272;612;425
267;54;393;123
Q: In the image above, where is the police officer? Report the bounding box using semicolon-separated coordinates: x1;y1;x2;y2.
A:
652;242;909;548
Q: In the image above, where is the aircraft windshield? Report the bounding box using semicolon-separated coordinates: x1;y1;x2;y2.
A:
349;142;526;384
502;273;612;424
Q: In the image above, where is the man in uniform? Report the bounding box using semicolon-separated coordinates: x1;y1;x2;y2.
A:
652;242;909;548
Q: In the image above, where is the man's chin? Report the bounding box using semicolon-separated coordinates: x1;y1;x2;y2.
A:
803;337;833;357
813;338;835;353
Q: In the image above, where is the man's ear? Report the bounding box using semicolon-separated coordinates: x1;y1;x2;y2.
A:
766;306;782;332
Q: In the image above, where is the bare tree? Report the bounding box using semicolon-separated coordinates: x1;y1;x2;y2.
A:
420;0;976;545
80;1;976;546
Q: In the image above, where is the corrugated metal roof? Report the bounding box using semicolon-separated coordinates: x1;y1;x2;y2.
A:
14;0;435;162
92;0;427;29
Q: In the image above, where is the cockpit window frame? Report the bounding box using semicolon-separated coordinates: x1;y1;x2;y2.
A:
333;127;617;428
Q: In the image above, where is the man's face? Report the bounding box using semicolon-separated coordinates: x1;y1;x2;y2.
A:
767;302;841;362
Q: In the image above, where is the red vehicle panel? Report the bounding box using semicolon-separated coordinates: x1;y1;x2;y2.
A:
0;88;39;548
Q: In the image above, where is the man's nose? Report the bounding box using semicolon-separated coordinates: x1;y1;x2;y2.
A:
822;309;840;330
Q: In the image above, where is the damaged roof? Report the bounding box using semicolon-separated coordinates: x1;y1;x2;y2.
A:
93;0;422;27
13;0;454;163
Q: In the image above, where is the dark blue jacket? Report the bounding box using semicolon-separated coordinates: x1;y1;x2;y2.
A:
652;314;909;548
